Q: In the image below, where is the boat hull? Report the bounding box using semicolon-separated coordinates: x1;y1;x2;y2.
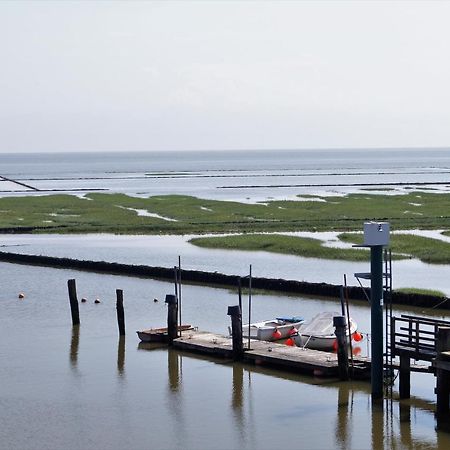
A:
230;318;304;342
137;324;194;342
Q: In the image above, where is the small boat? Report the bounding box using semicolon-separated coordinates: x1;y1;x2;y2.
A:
294;312;358;351
229;316;304;341
137;324;194;342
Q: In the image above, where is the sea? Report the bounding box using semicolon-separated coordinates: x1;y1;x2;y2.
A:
2;148;450;449
1;148;450;201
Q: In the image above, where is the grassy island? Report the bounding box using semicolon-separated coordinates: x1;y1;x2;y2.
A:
1;191;450;235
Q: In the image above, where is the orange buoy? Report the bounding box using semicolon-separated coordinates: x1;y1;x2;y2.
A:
272;328;282;340
288;327;298;336
352;346;362;356
353;331;363;342
285;337;295;346
332;339;338;352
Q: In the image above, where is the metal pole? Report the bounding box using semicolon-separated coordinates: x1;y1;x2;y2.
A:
248;265;252;351
178;256;182;332
371;245;384;400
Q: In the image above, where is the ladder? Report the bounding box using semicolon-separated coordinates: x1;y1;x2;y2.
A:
383;249;394;393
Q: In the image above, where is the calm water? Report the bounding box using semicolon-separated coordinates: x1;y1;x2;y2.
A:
1;148;450;201
2;233;450;296
2;149;450;448
1;261;450;449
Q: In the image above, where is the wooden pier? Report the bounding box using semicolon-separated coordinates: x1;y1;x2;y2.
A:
173;330;371;378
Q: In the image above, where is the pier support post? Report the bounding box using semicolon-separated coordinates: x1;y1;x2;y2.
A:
67;279;80;326
116;289;125;336
435;327;450;415
165;294;178;345
399;355;411;399
228;305;243;361
334;316;349;381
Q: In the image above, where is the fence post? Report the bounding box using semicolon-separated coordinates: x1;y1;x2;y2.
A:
165;294;178;345
399;355;411;399
334;316;349;381
116;289;125;336
67;279;80;326
435;327;450;415
228;305;243;361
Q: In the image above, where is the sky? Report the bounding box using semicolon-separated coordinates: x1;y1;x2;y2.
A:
0;0;449;153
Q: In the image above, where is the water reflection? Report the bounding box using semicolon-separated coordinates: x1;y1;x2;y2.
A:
335;384;350;450
117;336;125;376
69;325;80;370
168;348;181;392
231;364;246;443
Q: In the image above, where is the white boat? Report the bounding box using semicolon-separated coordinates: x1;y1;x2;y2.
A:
229;316;304;341
294;312;358;351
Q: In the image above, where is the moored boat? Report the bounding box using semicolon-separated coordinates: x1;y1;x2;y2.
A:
294;312;358;351
229;316;304;341
137;324;194;342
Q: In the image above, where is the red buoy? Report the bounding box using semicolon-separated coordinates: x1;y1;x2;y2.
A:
285;337;295;346
272;328;282;340
353;332;363;342
332;339;338;352
288;327;298;336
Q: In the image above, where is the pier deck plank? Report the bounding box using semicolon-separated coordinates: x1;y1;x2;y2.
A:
174;331;345;376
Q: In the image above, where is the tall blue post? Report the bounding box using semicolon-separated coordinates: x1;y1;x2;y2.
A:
371;245;384;399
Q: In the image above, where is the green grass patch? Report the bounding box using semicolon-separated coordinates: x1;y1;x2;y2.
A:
339;232;450;264
189;234;371;261
1;191;450;235
395;288;446;297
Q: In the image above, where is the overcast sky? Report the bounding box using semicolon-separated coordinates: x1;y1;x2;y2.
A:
0;1;449;153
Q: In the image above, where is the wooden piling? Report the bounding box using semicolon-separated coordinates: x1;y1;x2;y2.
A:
67;279;80;326
435;327;450;415
399;355;411;399
228;305;243;361
165;294;178;344
116;289;125;336
333;315;349;380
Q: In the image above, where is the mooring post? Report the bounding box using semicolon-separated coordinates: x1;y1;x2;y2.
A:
399;354;411;399
435;327;450;415
334;315;349;381
228;305;243;361
116;289;125;336
67;279;80;326
165;294;178;345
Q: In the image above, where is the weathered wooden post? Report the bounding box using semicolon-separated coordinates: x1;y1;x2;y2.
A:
67;279;80;326
228;305;243;361
165;294;178;345
435;327;450;415
399;355;411;399
116;289;125;336
334;315;349;380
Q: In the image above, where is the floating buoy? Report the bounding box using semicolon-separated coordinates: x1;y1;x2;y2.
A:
288;327;298;336
352;346;362;356
94;298;101;304
285;337;295;346
353;331;363;342
81;298;87;303
18;292;25;299
272;328;282;340
153;298;159;303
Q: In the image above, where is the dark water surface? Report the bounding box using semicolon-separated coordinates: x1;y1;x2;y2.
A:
1;261;450;449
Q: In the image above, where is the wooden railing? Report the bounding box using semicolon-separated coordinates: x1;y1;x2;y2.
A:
391;314;450;362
